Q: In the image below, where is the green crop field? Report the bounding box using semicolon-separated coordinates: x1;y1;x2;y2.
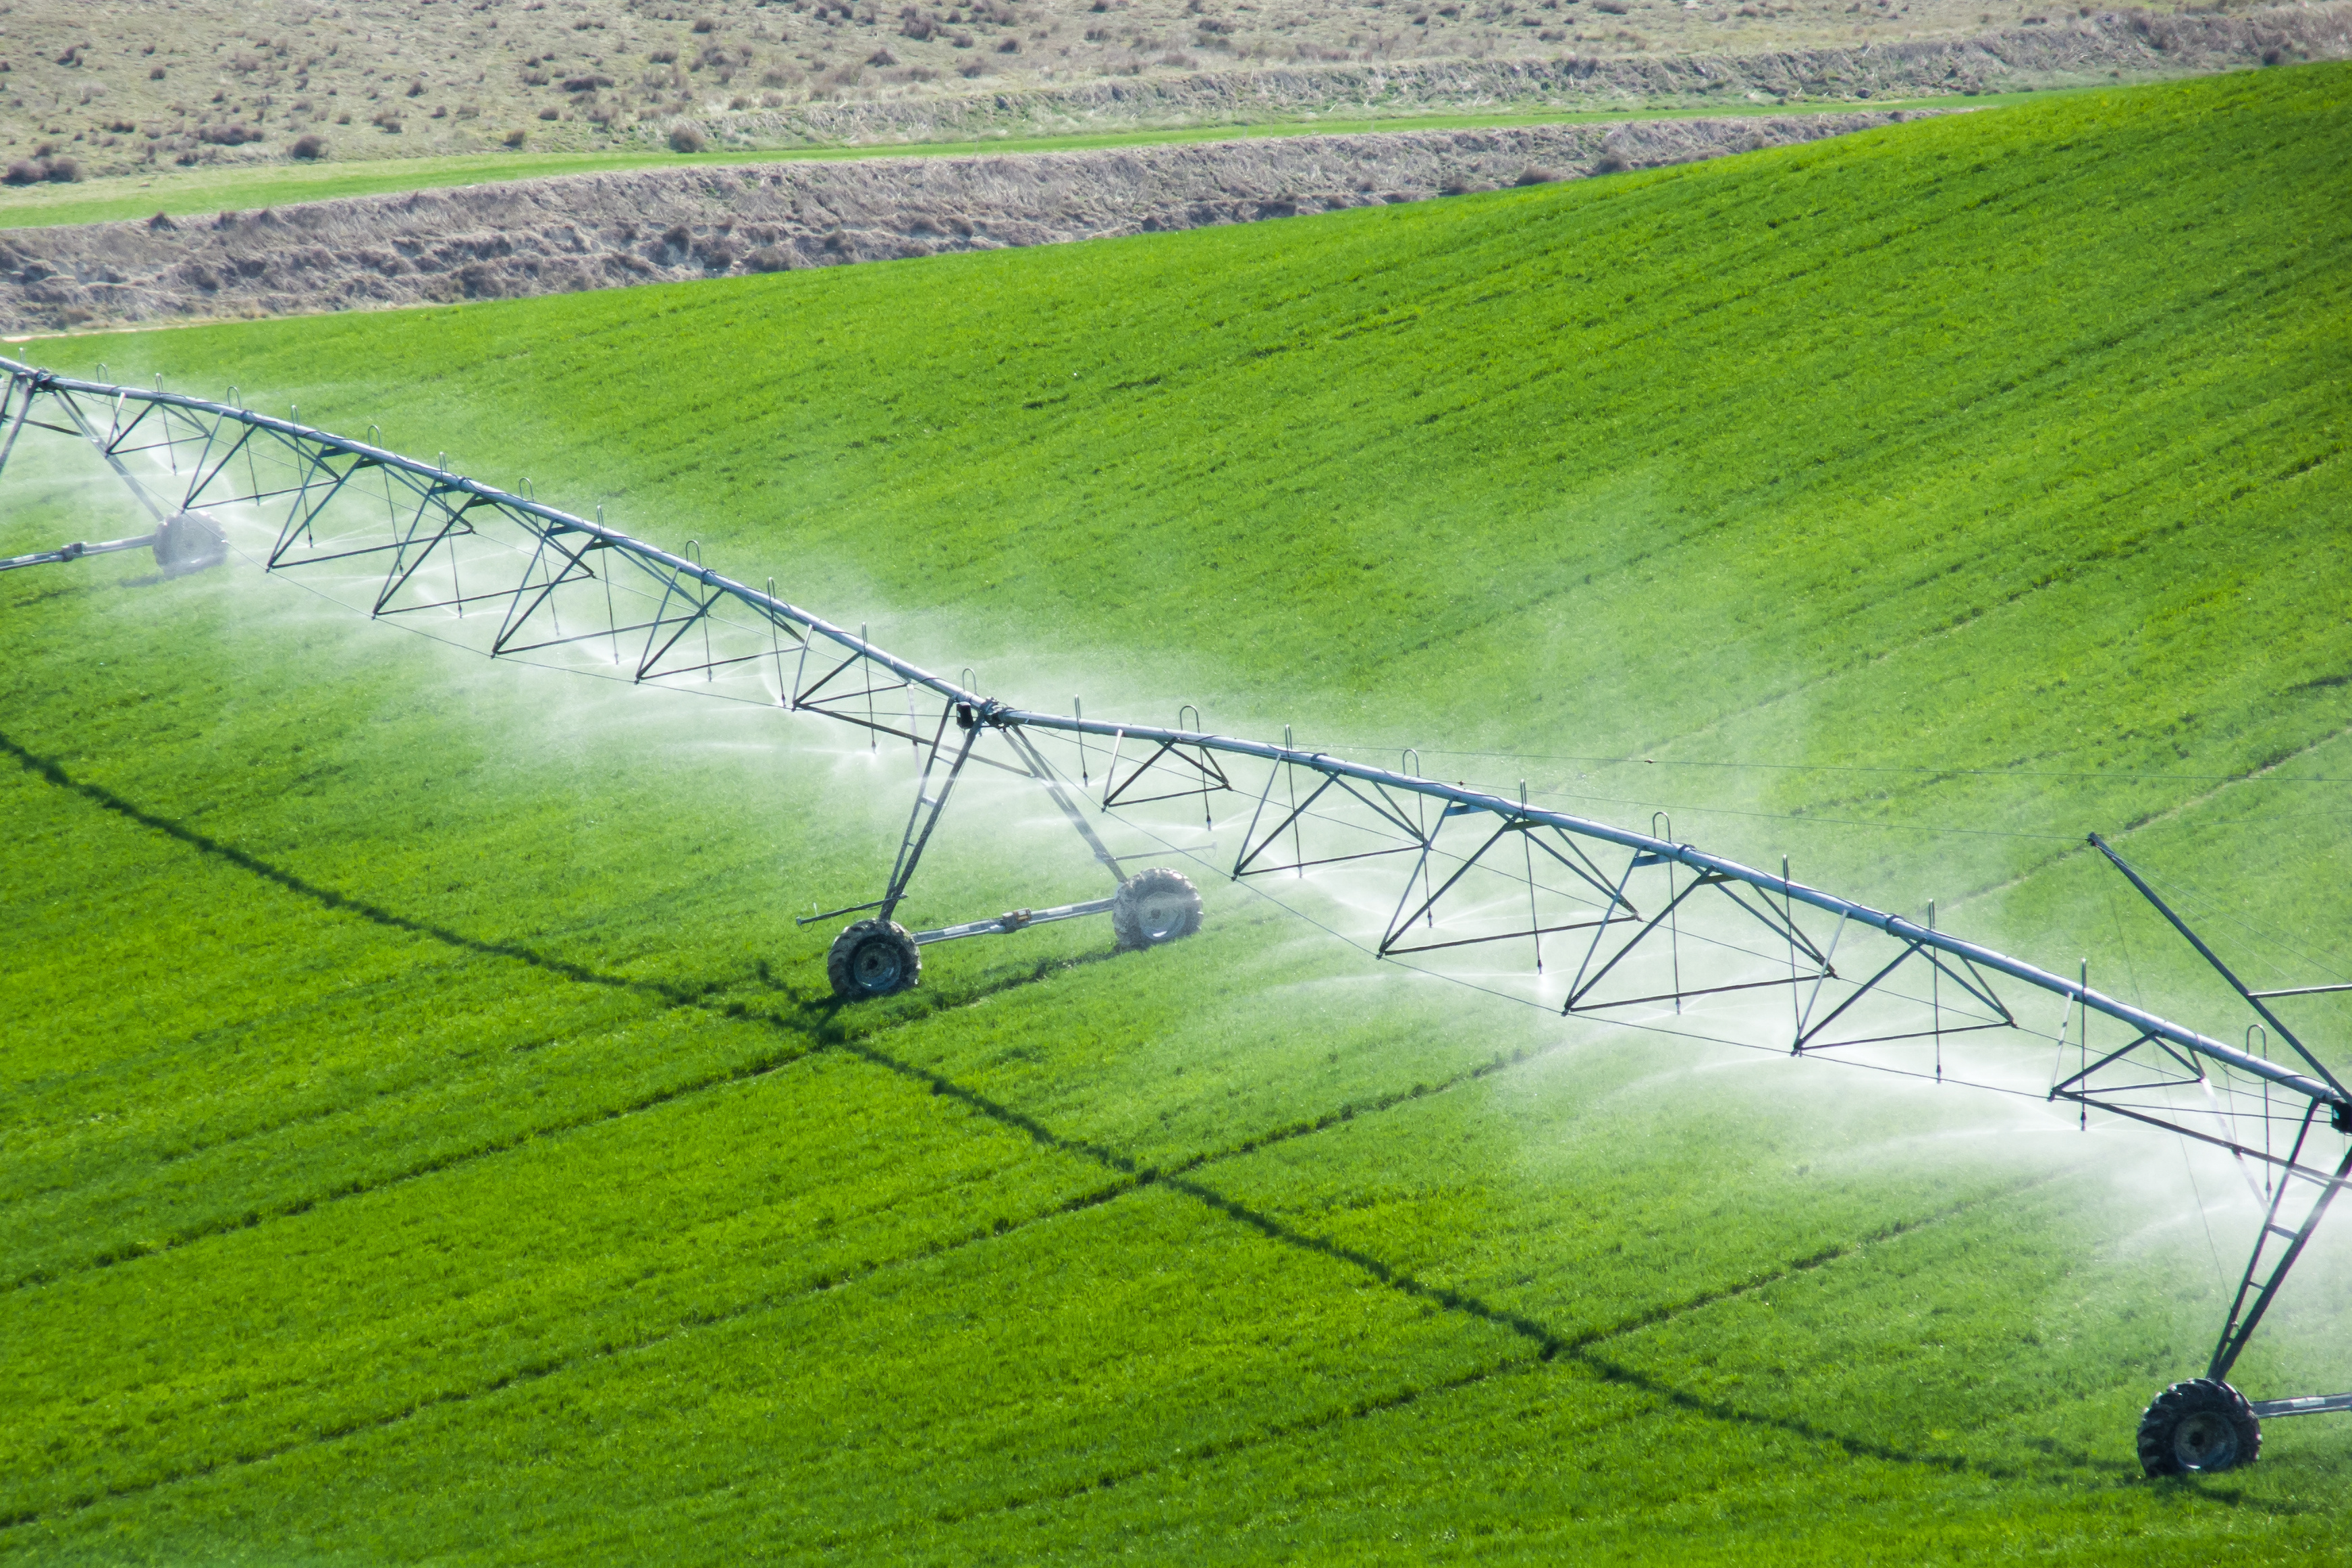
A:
3;61;2349;1563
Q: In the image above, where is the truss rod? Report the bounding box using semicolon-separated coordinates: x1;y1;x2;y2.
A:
7;354;2344;1126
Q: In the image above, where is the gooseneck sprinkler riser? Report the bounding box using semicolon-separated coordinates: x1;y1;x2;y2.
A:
9;353;2347;1471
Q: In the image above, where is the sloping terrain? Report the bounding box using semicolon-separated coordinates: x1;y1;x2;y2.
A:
1;62;2349;1563
0;107;1929;331
0;0;2341;178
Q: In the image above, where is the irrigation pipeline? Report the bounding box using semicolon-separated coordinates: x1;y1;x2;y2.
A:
4;355;2344;1123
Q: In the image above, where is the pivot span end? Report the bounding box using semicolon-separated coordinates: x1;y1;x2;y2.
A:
0;510;223;577
826;871;1204;1000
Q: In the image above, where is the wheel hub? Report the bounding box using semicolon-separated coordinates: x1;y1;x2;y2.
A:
852;940;905;990
2172;1411;2239;1471
1133;895;1187;941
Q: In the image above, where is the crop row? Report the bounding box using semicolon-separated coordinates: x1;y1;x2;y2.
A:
87;68;2350;921
6;64;2350;1563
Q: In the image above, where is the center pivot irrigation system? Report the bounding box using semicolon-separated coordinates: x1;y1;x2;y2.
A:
7;355;2349;1476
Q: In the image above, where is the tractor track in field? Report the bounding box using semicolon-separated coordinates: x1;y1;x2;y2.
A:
5;739;2097;1530
2;715;1601;1297
0;1153;2075;1536
5;701;2089;1310
894;1168;2098;1544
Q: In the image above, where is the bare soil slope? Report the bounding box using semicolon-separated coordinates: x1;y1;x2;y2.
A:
0;109;1925;334
0;0;2338;177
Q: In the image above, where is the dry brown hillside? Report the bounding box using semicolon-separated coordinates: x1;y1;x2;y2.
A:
0;0;2332;177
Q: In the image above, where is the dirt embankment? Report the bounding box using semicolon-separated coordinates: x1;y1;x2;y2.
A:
761;5;2352;143
0;111;1931;335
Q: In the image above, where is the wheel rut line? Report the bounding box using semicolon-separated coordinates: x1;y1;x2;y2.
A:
17;1023;1568;1496
0;732;1127;1295
5;1008;2075;1528
892;1355;1546;1538
7;750;2102;1519
826;1170;2085;1547
0;730;710;1010
0;958;1119;1299
0;1168;1154;1535
0;1168;2012;1535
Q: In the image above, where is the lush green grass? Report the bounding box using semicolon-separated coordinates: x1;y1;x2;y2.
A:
0;92;2049;233
3;61;2349;1563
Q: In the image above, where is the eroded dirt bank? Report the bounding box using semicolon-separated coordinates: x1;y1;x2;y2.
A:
0;111;1927;335
772;5;2352;144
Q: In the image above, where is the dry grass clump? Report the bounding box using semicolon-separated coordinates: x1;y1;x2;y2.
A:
0;0;2328;182
0;0;2115;178
4;144;80;184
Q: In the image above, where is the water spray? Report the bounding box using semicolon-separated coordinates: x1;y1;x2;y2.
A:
7;352;2348;1476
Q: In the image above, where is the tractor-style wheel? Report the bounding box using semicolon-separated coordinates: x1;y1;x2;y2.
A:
1111;867;1203;950
827;918;921;1000
153;510;226;575
2137;1379;2260;1476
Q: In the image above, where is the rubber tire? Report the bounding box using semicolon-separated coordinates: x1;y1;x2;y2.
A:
2137;1379;2260;1476
153;510;225;574
826;919;921;1000
1111;867;1203;950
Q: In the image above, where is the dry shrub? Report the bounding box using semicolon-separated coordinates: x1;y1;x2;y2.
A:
503;128;528;147
668;122;708;153
290;133;327;160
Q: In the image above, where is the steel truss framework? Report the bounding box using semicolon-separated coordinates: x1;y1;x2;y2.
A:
7;355;2350;1447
